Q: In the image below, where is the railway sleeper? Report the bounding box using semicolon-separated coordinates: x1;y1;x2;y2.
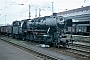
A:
66;50;90;58
71;43;90;48
69;47;90;53
1;38;59;60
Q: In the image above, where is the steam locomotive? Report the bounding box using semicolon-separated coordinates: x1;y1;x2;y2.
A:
0;15;69;47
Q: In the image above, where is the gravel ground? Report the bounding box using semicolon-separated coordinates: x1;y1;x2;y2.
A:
0;36;90;60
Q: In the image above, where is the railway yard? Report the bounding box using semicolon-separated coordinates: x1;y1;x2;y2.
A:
0;39;39;60
0;35;90;60
0;0;90;60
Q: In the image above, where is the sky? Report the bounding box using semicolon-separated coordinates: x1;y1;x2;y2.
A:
0;0;90;25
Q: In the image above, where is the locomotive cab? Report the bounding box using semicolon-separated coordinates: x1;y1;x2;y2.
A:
12;21;22;38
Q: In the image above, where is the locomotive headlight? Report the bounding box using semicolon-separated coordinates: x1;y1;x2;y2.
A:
56;17;65;28
60;18;63;21
59;18;64;24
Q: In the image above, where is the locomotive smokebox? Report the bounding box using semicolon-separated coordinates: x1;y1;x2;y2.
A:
52;13;57;16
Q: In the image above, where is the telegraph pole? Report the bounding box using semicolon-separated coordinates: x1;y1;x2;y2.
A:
29;5;31;19
52;2;54;14
39;8;41;17
35;7;37;18
5;15;6;25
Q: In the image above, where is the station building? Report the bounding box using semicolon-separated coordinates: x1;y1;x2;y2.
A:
57;6;90;35
57;6;90;22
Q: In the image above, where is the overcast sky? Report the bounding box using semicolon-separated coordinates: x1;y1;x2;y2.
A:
0;0;90;25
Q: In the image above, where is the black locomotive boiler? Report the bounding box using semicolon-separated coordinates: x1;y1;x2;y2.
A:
19;16;68;47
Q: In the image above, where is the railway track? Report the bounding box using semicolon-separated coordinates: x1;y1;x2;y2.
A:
45;44;90;58
0;37;58;60
65;34;90;58
70;43;90;49
66;47;90;58
0;36;90;59
66;42;90;58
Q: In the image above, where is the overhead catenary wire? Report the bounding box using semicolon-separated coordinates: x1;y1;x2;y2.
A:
1;1;53;25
